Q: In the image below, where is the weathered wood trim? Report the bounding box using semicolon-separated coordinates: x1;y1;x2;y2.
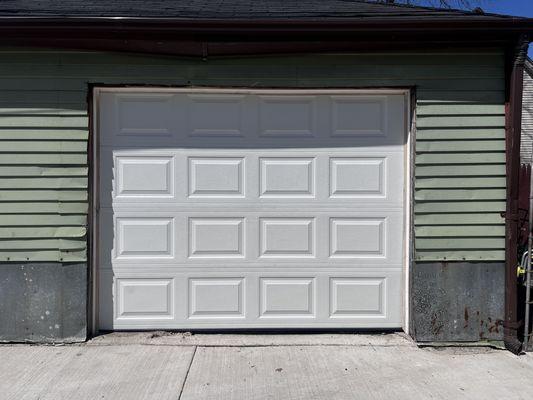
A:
504;34;529;354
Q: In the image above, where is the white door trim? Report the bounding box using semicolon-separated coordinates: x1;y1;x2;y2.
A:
90;87;413;334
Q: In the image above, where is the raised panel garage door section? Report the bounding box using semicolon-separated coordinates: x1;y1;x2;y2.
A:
97;89;406;330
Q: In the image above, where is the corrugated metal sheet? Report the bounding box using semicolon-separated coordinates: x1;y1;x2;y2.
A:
0;50;506;262
521;64;533;163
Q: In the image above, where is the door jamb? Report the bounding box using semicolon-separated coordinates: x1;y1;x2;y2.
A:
88;86;414;336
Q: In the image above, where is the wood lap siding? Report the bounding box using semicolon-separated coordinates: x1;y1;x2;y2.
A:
0;50;506;262
415;54;506;261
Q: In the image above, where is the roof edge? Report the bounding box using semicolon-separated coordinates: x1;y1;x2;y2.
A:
350;0;517;19
0;15;530;27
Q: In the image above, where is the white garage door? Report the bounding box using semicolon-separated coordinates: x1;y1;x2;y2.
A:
97;89;406;330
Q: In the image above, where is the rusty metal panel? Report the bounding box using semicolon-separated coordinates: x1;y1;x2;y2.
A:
412;261;504;342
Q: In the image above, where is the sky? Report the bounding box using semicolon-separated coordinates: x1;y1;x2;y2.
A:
480;0;533;17
475;0;533;56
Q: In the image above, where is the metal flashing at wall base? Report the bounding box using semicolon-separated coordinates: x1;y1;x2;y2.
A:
411;262;504;342
0;263;87;343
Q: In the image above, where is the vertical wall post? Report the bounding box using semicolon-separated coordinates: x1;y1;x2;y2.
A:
505;34;529;354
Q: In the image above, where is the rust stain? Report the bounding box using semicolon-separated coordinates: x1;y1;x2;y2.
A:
488;319;504;334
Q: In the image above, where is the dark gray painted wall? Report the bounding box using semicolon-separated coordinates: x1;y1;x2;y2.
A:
411;262;505;342
0;263;86;342
0;260;505;343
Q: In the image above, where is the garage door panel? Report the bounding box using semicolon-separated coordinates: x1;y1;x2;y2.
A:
259;157;315;198
258;95;318;137
100;91;406;147
188;277;246;319
259;277;316;318
100;149;404;207
99;270;402;329
116;278;175;320
115;217;175;259
188;157;245;198
188;217;245;258
186;94;247;138
259;217;316;258
100;210;403;266
98;89;406;330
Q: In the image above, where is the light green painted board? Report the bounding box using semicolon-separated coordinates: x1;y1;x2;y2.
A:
0;154;87;165
0;141;86;152
415;177;506;189
0;49;507;262
0;215;86;226
0;202;87;214
417;115;505;128
415;189;506;201
0;166;88;176
415;164;505;177
0;107;86;115
0;177;87;189
0;249;86;262
414;213;504;225
0;238;85;250
414;201;505;213
0;226;86;238
416;140;504;152
0;129;88;140
0;115;88;128
416;153;505;165
416;103;505;115
416;128;505;140
416;238;504;249
0;190;87;201
415;225;505;237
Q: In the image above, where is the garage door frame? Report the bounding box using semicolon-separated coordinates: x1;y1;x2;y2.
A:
88;86;414;335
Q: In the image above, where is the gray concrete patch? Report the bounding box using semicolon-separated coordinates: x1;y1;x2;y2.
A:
1;345;195;400
181;346;533;400
3;334;533;400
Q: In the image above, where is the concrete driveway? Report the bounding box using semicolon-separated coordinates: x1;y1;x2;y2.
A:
2;332;533;400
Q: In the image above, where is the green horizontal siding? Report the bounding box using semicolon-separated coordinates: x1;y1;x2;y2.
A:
0;226;86;239
415;189;506;201
415;225;505;237
0;50;506;262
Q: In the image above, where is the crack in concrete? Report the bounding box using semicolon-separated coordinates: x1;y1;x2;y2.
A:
178;345;197;400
